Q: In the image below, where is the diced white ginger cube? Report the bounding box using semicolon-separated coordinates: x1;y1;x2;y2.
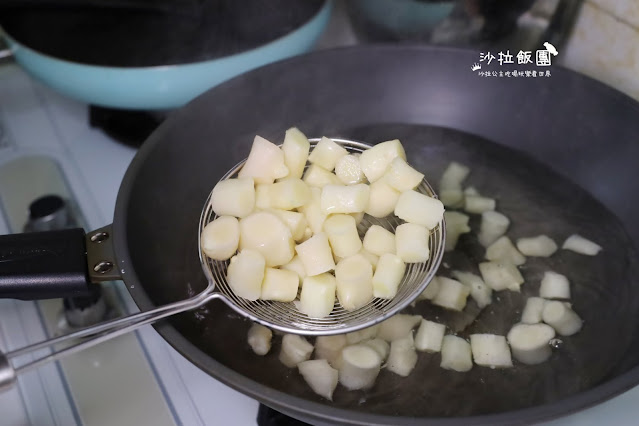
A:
335;254;374;310
485;236;526;266
299;273;336;318
440;335;473;372
239;211;294;267
279;334;314;368
365;180;400;218
384;157;424;192
201;216;240;260
321;184;370;214
350;211;364;224
280;255;306;283
478;211;510;247
238;135;288;184
464;186;479;196
417;277;441;301
539;271;570;299
260;268;299;302
451;270;492;309
479;261;524;291
395;190;444;230
395;223;429;263
439;189;464;208
247;324;272;355
363;338;390;361
299;187;328;235
300;227;313;242
308;137;348;171
303;164;341;187
432;277;470;311
211;177;256;218
507;323;555;365
345;324;380;345
562;234;602;256
335;154;365;185
227;249;265;301
508;283;522;293
254;184;273;210
359;249;379;271
315;335;347;367
372;253;406;299
444;211;470;252
359;139;406;183
363;225;396;257
298;359;338;401
387;333;418;377
464;195;496;214
521;297;546;324
415;319;446;352
295;232;335;276
542;301;583;336
377;314;421;342
470;334;512;368
516;235;558;257
439;162;470;190
282;127;310;179
339;344;382;390
268;178;311;210
268;209;308;242
323;214;362;258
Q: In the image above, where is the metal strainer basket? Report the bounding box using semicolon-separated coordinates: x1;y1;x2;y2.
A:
198;138;445;335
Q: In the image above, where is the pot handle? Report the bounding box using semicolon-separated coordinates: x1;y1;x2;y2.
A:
0;225;120;300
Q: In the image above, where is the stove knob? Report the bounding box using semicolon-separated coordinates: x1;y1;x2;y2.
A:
63;286;107;328
24;194;70;232
23;195;109;327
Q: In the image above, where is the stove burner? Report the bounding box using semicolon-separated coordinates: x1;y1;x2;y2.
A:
257;404;310;426
89;106;166;147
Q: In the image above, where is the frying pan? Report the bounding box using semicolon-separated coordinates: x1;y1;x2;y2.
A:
0;0;331;109
2;45;639;425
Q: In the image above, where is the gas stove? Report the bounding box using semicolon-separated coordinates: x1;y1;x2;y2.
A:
0;63;259;426
2;4;639;423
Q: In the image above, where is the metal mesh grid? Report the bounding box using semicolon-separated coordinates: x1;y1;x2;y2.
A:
198;138;445;335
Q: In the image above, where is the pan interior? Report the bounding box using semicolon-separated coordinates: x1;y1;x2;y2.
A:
124;122;639;418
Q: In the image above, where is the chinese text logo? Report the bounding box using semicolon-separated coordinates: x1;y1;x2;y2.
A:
472;42;558;78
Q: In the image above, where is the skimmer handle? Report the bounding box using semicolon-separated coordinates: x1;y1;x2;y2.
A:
0;285;222;392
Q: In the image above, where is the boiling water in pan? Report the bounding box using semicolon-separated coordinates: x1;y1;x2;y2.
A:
176;125;639;417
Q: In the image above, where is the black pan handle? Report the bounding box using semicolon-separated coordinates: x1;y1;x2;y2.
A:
0;225;119;300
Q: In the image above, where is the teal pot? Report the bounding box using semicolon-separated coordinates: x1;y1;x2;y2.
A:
0;1;331;110
348;0;455;41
